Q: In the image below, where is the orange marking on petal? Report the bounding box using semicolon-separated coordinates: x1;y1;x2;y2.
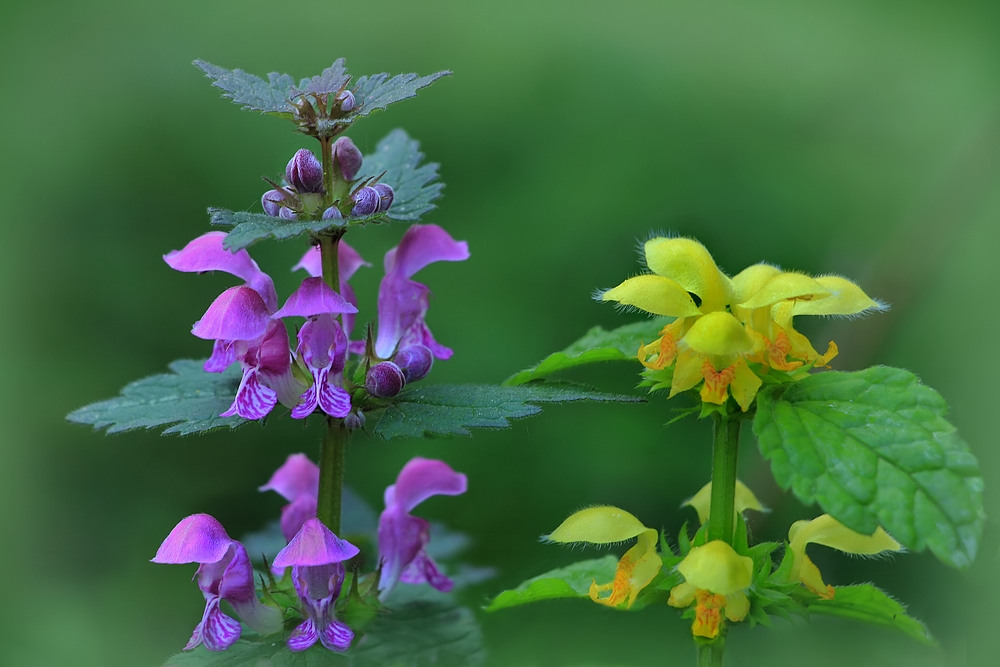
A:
691;590;726;639
767;331;803;371
638;334;677;370
701;361;735;405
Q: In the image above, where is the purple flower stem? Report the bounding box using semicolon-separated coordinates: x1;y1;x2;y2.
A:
317;417;349;534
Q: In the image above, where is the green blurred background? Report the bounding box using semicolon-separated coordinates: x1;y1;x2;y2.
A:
3;0;999;665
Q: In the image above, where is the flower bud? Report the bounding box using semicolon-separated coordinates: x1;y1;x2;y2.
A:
321;206;343;221
336;90;356;112
372;183;395;212
365;362;405;398
285;149;324;193
393;345;433;382
333;137;363;181
350;186;380;217
344;409;366;430
262;189;285;216
279;207;297;221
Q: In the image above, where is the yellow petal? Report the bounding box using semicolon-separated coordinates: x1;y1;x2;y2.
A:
601;275;703;318
546;506;649;545
788;514;901;556
643;237;733;312
588;529;662;609
682;312;753;356
669;348;705;397
724;590;751;622
737;272;831;310
667;581;697;609
731;263;782;305
730;357;763;411
684;480;766;525
677;541;753;596
791;275;885;317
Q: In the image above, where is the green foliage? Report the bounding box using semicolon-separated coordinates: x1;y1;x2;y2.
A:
370;383;639;439
208;209;364;251
753;366;983;569
194;60;297;114
484;556;618;611
805;584;935;645
162;586;484;666
352;71;452;120
505;318;668;386
66;360;243;436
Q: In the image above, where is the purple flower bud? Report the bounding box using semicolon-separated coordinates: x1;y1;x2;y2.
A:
286;149;324;193
366;362;405;398
262;189;285;217
344;410;366;430
336;90;356;112
350;186;380;217
322;206;343;221
394;345;433;382
372;183;395;213
279;207;298;221
332;137;363;181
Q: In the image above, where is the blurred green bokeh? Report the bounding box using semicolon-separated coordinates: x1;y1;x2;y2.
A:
3;1;998;665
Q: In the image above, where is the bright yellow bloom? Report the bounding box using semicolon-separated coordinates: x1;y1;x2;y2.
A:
683;480;766;525
545;506;661;609
787;514;902;599
668;541;753;639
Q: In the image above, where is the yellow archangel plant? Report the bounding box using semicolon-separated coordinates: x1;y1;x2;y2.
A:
599;237;885;410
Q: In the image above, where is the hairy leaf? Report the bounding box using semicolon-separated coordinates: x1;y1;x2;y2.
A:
297;58;351;96
353;71;451;119
194;60;296;114
67;360;245;436
484;556;618;611
754;366;983;569
807;584;935;645
370;383;639;439
357;129;443;221
506;318;669;386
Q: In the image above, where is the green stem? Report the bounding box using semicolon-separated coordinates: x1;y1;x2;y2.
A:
320;136;335;209
318;233;343;293
697;636;725;667
316;417;348;533
706;413;741;544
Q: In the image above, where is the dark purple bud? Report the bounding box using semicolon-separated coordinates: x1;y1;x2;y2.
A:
333;137;363;181
393;345;433;382
350;186;380;217
372;183;395;213
321;206;343;221
366;362;405;398
278;207;297;221
344;409;366;430
262;189;285;217
336;90;356;112
285;149;324;193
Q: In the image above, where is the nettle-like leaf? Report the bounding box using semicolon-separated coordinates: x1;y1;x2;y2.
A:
211;130;440;251
484;556;618;611
297;58;351;96
352;71;451;119
66;360;244;436
806;584;935;645
194;60;297;114
369;383;639;439
505;318;669;386
754;366;983;569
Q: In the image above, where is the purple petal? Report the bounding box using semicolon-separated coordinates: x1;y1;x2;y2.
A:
287;618;320;652
398;318;454;360
320;618;354;652
273;277;358;319
296;315;348;374
188;597;242;651
152;514;233;565
317;378;352;418
290;377;321;420
377;512;427;595
259;454;319;502
400;550;454;592
274;518;359;568
192;286;272;342
220;369;277;420
280;496;318;543
255;321;292;377
292;242;369;282
384;224;469;280
391;457;468;513
164;232;277;311
204;339;236;372
374;278;429;359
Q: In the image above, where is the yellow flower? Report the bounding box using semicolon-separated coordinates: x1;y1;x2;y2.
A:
683;480;766;525
787;514;902;599
668;541;753;639
545;506;661;609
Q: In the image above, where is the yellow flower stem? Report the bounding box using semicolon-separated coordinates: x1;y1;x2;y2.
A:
697;636;725;667
316;416;349;534
707;413;741;545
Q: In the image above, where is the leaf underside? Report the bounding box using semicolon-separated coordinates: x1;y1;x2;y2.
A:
808;584;935;645
484;556;618;611
753;366;983;569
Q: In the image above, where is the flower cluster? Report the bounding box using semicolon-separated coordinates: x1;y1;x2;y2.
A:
599;236;884;411
154;455;467;653
164;223;468;421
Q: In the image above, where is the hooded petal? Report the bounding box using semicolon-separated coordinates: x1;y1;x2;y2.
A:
165;231;278;311
643;237;733;312
681;312;753;356
791;275;885;317
684;480;766;525
388;457;468;514
737;271;830;310
192;286;272;342
273;518;360;568
259;454;319;502
731;263;783;305
152;514;233;565
599;275;703;318
272;277;358;319
676;541;753;596
384;224;469;279
545;505;649;545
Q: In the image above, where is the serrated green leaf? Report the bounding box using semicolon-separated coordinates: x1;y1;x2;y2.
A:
194;60;296;114
209;209;379;252
297;58;351;96
484;556;618;611
67;360;246;436
753;366;983;569
369;383;640;439
352;71;451;120
807;584;935;645
356;129;443;222
164;586;483;666
505;318;669;386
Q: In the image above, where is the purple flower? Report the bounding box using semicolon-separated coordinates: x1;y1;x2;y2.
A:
293;241;369;339
365;361;405;398
332;136;362;181
286;148;324;193
152;514;282;651
259;453;319;541
273;518;360;652
374;225;469;360
377;457;467;599
350;186;380;217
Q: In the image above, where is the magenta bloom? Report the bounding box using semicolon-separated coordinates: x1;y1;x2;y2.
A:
259;453;319;541
374;225;469;360
273;518;360;652
293;241;369;338
152;514;282;651
377;457;467;598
